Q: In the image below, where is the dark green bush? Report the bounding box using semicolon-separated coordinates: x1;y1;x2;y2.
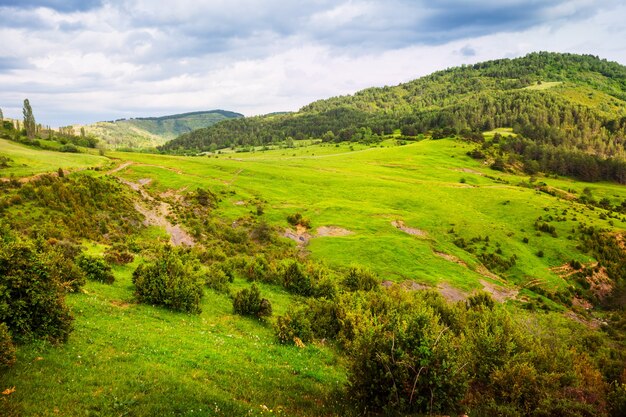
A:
343;265;379;291
77;254;115;284
286;212;310;228
283;262;312;296
132;247;204;314
275;308;312;344
232;284;272;318
0;322;16;368
0;241;73;343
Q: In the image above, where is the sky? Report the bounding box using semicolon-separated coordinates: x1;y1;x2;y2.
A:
1;0;626;126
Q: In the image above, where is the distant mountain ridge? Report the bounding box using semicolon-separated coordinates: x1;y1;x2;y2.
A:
81;109;243;149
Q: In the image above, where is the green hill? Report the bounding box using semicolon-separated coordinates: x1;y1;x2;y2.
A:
81;110;243;149
161;53;626;178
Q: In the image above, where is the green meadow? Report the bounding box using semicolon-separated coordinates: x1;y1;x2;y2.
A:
2;137;626;416
0;138;108;177
110;138;626;292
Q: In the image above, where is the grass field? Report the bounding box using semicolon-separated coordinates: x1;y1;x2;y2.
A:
109;138;626;292
2;137;626;415
0;139;108;177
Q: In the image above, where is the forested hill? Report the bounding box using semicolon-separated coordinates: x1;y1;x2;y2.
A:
80;109;243;149
161;53;626;181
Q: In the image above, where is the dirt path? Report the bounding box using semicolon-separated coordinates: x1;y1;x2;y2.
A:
116;177;195;247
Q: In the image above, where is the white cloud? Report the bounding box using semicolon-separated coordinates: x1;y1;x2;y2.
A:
0;0;624;126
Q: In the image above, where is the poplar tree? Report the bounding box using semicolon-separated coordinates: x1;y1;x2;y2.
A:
0;108;4;122
23;99;36;138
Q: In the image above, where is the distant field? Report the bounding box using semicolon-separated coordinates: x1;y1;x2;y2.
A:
0;139;108;177
109;138;626;293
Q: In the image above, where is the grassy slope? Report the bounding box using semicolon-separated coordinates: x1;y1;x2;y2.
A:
0;139;108;177
110;139;626;291
2;139;626;415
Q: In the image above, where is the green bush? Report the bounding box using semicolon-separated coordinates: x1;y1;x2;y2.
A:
275;299;340;344
347;295;466;414
132;247;205;314
283;262;312;296
232;284;272;318
0;241;73;343
275;309;312;344
343;265;379;291
77;254;115;284
0;322;16;368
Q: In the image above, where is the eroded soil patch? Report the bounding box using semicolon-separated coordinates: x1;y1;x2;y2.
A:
391;220;427;237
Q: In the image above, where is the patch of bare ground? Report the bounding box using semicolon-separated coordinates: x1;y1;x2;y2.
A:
437;282;468;302
284;225;354;245
284;224;312;246
391;220;427;237
572;296;593;310
587;267;613;301
480;279;518;302
316;226;353;237
116;177;195;247
233;200;246;206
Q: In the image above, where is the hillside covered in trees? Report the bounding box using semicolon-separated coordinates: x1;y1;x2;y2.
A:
81;110;243;149
161;53;626;182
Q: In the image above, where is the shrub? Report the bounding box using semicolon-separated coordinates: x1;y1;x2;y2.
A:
286;212;310;228
275;309;313;344
77;254;115;284
467;291;495;310
0;241;73;343
283;262;312;296
343;266;379;291
0;322;16;368
205;264;232;293
132;247;204;314
275;299;340;344
232;284;272;318
347;299;466;414
103;245;134;265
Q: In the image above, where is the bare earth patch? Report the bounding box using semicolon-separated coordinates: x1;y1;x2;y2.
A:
233;200;246;206
316;226;353;237
480;279;518;302
437;282;467;302
284;225;353;245
116;177;195;247
391;220;427;237
587;267;613;301
284;225;312;246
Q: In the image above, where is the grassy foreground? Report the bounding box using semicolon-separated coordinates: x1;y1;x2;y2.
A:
2;137;626;415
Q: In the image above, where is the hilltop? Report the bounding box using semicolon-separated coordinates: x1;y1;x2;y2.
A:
80;109;243;149
161;53;626;174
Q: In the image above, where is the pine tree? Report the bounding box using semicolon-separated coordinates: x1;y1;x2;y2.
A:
23;99;36;138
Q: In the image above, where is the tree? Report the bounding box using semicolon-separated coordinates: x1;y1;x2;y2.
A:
23;99;36;138
0;107;3;122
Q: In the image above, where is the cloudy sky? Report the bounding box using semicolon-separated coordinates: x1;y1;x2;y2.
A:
1;0;625;126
